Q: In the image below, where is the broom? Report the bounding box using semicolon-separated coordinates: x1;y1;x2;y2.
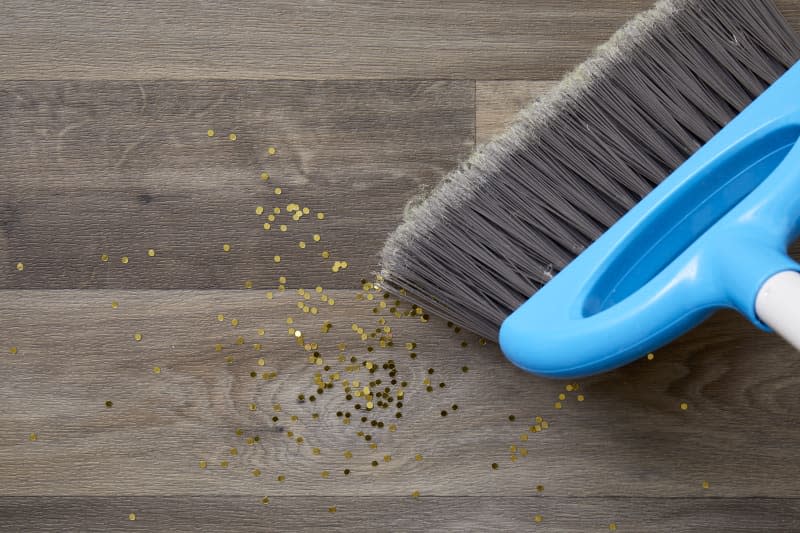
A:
379;0;800;378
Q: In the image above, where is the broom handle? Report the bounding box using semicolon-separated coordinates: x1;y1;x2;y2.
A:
756;270;800;351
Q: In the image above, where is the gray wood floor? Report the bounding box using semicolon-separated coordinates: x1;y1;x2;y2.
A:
2;2;800;532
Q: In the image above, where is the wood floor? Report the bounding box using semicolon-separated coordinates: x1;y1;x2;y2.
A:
2;2;800;531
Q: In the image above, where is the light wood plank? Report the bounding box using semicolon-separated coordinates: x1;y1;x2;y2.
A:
2;290;800;500
0;81;473;289
1;496;798;532
1;1;660;81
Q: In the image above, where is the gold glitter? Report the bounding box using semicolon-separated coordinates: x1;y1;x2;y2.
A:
609;523;617;531
255;206;265;215
105;400;113;408
313;234;321;242
277;475;285;482
111;300;119;309
647;353;655;360
265;291;273;299
566;385;574;392
274;207;281;214
411;490;420;498
207;129;215;137
228;133;237;141
317;213;325;220
321;470;330;478
294;330;302;338
101;254;109;262
245;280;253;289
29;432;37;442
554;402;562;409
121;256;129;264
199;460;207;469
214;343;223;352
262;497;270;505
274;255;281;263
558;393;566;401
415;454;423;461
147;248;156;257
15;262;24;271
268;146;277;155
542;421;549;429
249;403;257;411
134;332;143;342
680;402;689;410
344;450;353;459
302;207;310;215
328;507;336;513
223;243;231;252
274;187;282;195
129;513;137;521
261;172;270;181
321;251;330;259
491;463;499;470
536;484;544;492
268;214;276;222
534;515;543;523
153;366;161;374
217;314;224;322
299;241;306;249
220;460;229;468
312;447;321;455
230;447;238;456
252;469;261;477
279;224;287;232
702;480;710;489
577;394;585;402
258;358;266;366
231;318;239;327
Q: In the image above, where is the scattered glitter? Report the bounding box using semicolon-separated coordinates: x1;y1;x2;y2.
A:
313;234;321;242
702;480;710;489
199;460;207;469
121;256;129;264
317;213;325;220
680;402;689;411
15;262;24;271
328;507;336;513
411;490;420;498
647;353;655;361
268;147;277;155
105;401;113;408
29;432;37;442
133;332;143;342
147;249;156;257
577;394;585;402
228;133;237;141
558;393;566;401
534;515;543;523
609;523;617;531
111;301;119;309
554;402;562;409
223;243;231;253
261;172;270;181
274;187;282;195
207;129;215;137
491;463;499;470
415;454;423;461
536;485;544;492
262;497;270;505
299;241;306;249
153;366;161;374
321;470;330;478
129;513;137;521
508;415;515;422
101;254;109;262
274;255;281;263
231;318;239;327
252;469;262;477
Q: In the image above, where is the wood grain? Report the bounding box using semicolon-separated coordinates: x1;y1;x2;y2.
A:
0;81;473;289
1;496;798;532
475;81;557;144
2;291;800;502
1;1;657;82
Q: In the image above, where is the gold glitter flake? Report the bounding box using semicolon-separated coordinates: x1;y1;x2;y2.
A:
105;400;113;408
274;255;281;263
199;460;207;469
328;507;336;513
274;187;282;195
129;513;137;521
133;332;143;342
207;129;215;137
228;133;237;141
609;523;617;531
534;515;543;523
153;366;161;374
111;300;119;309
121;256;129;264
256;206;265;215
680;402;689;411
267;146;277;155
29;432;37;442
101;254;109;262
147;248;156;257
15;262;24;271
223;243;232;253
702;480;710;489
261;172;270;181
262;496;270;505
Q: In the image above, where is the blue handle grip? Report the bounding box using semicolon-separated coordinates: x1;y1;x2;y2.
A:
499;61;800;379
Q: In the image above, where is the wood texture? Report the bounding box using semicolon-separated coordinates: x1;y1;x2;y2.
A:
3;1;800;531
0;81;472;289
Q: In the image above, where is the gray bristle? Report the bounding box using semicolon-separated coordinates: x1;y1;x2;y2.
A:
379;0;800;342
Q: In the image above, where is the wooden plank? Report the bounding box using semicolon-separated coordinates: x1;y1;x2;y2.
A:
2;290;800;499
0;81;473;289
1;0;661;81
1;496;798;532
475;81;556;144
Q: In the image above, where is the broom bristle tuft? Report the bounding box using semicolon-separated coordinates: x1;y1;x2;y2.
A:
380;0;800;341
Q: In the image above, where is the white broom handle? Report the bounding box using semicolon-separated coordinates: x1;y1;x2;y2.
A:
756;270;800;350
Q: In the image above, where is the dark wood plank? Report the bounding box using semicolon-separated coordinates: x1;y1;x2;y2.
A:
0;81;473;289
1;496;798;532
2;290;800;501
1;1;660;81
476;81;556;144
